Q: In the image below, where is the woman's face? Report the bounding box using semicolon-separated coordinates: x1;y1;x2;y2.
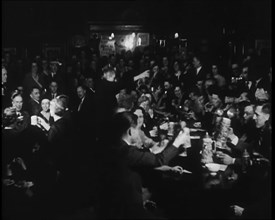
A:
134;109;144;128
140;100;150;113
41;99;50;112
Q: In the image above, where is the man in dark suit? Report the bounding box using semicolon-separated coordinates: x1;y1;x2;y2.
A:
95;111;188;219
25;86;42;116
191;55;209;83
43;80;61;101
84;76;95;99
75;85;93;120
236;66;257;102
94;65;149;140
170;61;185;90
22;62;46;97
46;61;63;92
155;79;175;114
218;103;271;164
222;103;271;219
73;85;95;159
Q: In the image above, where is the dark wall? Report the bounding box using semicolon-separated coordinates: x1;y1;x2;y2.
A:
2;1;271;47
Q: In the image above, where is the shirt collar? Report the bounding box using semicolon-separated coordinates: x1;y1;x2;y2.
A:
196;66;202;74
30;95;40;104
90;88;95;93
122;138;131;146
175;71;181;77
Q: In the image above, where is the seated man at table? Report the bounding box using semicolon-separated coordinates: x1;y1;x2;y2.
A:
220;103;257;158
217;102;271;165
182;86;204;122
25;86;42;116
155;80;174;114
95;111;188;219
238;103;257;139
201;85;224;133
218;103;271;219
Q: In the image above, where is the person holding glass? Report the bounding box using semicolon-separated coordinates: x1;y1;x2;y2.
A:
95;111;189;219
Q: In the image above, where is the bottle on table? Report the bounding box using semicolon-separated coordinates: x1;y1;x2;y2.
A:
242;149;251;173
201;132;214;164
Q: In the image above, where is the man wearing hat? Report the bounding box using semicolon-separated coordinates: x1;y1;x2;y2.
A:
47;61;63;92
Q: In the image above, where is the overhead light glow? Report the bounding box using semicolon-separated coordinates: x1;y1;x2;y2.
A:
137;37;142;46
124;34;135;50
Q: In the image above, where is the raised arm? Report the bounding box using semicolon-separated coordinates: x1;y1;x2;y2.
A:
127;130;188;168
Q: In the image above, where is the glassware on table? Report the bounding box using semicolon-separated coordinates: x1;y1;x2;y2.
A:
167;122;175;136
242;149;251;173
149;126;158;138
201;132;214;164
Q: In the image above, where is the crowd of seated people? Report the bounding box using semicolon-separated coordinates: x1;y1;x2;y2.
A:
1;44;271;219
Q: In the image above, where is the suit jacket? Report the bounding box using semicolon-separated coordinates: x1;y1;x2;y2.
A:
2;110;30;135
42;91;61;101
255;76;270;91
26;98;42;116
22;73;45;96
94;77;134;139
234;120;271;166
96;140;180;219
170;72;185;88
46;111;74;171
47;72;63;86
236;79;257;102
86;87;95;99
37;111;54;126
194;66;208;81
183;67;208;92
74;95;94;130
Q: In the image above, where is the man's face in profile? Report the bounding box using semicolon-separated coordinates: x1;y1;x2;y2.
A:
129;125;139;144
243;105;254;123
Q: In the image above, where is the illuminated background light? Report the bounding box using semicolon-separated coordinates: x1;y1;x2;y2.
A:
137;37;141;46
124;34;135;50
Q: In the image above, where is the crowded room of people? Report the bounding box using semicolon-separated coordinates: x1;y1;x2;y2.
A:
2;1;271;219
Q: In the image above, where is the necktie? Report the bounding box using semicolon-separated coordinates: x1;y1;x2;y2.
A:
258;136;263;147
78;98;84;112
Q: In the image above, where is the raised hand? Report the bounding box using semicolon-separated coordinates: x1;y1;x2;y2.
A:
173;130;189;148
170;166;184;174
134;70;150;81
